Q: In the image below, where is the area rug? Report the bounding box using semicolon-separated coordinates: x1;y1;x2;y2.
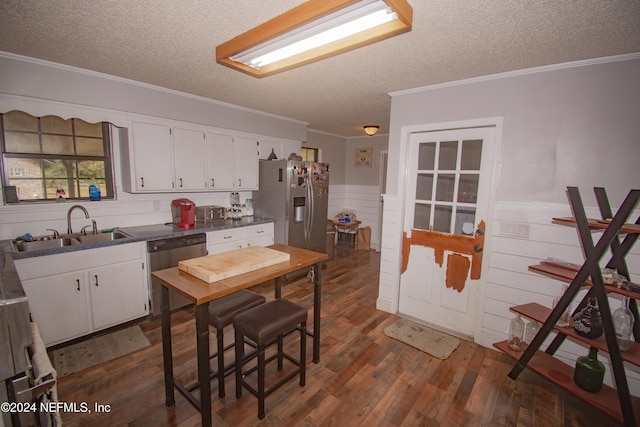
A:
52;326;150;377
384;318;460;360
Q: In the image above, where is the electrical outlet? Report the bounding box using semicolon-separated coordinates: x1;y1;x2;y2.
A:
499;222;530;239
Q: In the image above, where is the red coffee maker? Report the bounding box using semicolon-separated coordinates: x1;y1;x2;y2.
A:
171;198;196;229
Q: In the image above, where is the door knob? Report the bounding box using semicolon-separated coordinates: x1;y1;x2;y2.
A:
474;245;483;253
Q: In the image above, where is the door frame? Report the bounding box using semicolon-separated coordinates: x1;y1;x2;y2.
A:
396;117;503;341
377;150;388;252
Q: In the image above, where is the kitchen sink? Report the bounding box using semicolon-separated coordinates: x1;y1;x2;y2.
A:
75;231;131;244
12;230;131;253
13;237;78;252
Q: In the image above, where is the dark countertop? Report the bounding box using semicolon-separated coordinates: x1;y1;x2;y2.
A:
6;216;275;260
0;217;275;319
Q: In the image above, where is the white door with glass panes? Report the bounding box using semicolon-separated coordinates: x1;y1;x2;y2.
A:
399;127;497;337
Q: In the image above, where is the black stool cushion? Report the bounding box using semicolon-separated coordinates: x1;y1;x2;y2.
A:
208;290;265;329
233;299;307;345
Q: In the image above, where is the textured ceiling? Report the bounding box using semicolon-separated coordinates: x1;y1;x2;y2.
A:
1;0;639;137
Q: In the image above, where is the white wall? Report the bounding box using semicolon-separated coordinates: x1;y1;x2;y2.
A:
380;54;640;392
0;53;308;240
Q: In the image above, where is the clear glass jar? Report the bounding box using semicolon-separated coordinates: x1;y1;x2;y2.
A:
613;296;634;352
553;285;571;327
508;314;525;351
524;320;541;345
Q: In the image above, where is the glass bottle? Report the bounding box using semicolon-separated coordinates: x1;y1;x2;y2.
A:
524;320;541;345
574;346;605;392
573;297;603;339
613;297;634;352
553;285;572;327
508;314;525;351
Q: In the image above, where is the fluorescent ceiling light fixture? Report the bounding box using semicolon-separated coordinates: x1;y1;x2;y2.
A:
216;0;413;78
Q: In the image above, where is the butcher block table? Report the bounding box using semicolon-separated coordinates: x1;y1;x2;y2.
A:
151;244;327;427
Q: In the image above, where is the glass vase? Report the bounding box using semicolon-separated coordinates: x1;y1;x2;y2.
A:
573;297;603;339
574;346;605;392
613;296;634;352
524;320;541;345
552;285;572;327
508;314;525;351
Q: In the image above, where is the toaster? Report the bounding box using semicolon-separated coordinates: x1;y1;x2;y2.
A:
196;205;226;222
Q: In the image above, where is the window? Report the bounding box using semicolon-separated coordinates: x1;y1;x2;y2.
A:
301;146;318;162
1;111;114;203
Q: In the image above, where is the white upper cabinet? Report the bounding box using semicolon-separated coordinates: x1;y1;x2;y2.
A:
122;118;263;193
206;132;235;190
234;137;259;190
128;121;174;191
173;127;206;191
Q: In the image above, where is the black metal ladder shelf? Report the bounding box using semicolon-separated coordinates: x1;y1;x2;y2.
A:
495;186;640;427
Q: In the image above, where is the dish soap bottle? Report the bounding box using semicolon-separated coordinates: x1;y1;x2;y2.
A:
89;184;101;201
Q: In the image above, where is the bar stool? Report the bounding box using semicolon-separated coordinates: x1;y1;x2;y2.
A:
233;298;307;419
208;289;265;398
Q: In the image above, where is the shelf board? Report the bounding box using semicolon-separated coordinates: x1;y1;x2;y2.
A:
511;302;640;367
494;340;640;425
528;262;640;300
552;217;640;234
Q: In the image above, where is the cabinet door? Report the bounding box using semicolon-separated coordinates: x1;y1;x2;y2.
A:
131;122;174;191
206;132;235;190
173;128;206;191
234;137;259;190
88;260;148;330
22;274;90;346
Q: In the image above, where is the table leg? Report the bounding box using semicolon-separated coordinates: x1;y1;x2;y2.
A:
195;304;212;427
275;276;282;299
161;286;175;406
313;262;322;363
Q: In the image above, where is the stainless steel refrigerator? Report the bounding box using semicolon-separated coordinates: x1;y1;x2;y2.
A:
253;159;330;253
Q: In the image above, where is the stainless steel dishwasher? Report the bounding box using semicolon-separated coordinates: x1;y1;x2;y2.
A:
148;233;207;316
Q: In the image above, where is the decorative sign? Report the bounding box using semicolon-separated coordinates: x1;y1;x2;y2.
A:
355;147;372;168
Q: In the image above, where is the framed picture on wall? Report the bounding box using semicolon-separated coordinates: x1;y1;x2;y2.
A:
355;147;372;168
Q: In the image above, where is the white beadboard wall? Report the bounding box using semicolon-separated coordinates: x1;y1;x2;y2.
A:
327;184;381;250
481;200;640;395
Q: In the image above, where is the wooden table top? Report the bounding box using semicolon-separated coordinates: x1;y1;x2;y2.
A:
151;244;328;305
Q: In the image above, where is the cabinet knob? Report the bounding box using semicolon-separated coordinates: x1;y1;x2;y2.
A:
76;279;80;291
179;178;183;188
94;275;99;286
211;178;215;187
140;177;144;188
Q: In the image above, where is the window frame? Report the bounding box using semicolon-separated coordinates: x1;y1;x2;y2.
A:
1;111;115;204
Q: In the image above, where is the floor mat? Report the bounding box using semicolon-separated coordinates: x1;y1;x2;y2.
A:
52;325;150;377
384;318;460;360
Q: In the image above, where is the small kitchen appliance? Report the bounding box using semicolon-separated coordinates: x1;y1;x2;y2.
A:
196;205;226;223
171;198;196;229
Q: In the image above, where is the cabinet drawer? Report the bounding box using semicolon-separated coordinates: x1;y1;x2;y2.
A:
206;228;243;245
243;223;273;239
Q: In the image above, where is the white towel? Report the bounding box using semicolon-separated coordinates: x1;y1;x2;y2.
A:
30;322;62;426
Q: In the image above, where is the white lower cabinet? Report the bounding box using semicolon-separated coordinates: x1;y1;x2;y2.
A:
15;242;148;346
21;273;91;346
206;223;274;255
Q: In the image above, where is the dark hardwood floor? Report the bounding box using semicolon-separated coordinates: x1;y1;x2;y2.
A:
54;246;620;426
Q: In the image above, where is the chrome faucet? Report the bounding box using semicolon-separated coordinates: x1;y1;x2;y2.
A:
67;205;90;234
